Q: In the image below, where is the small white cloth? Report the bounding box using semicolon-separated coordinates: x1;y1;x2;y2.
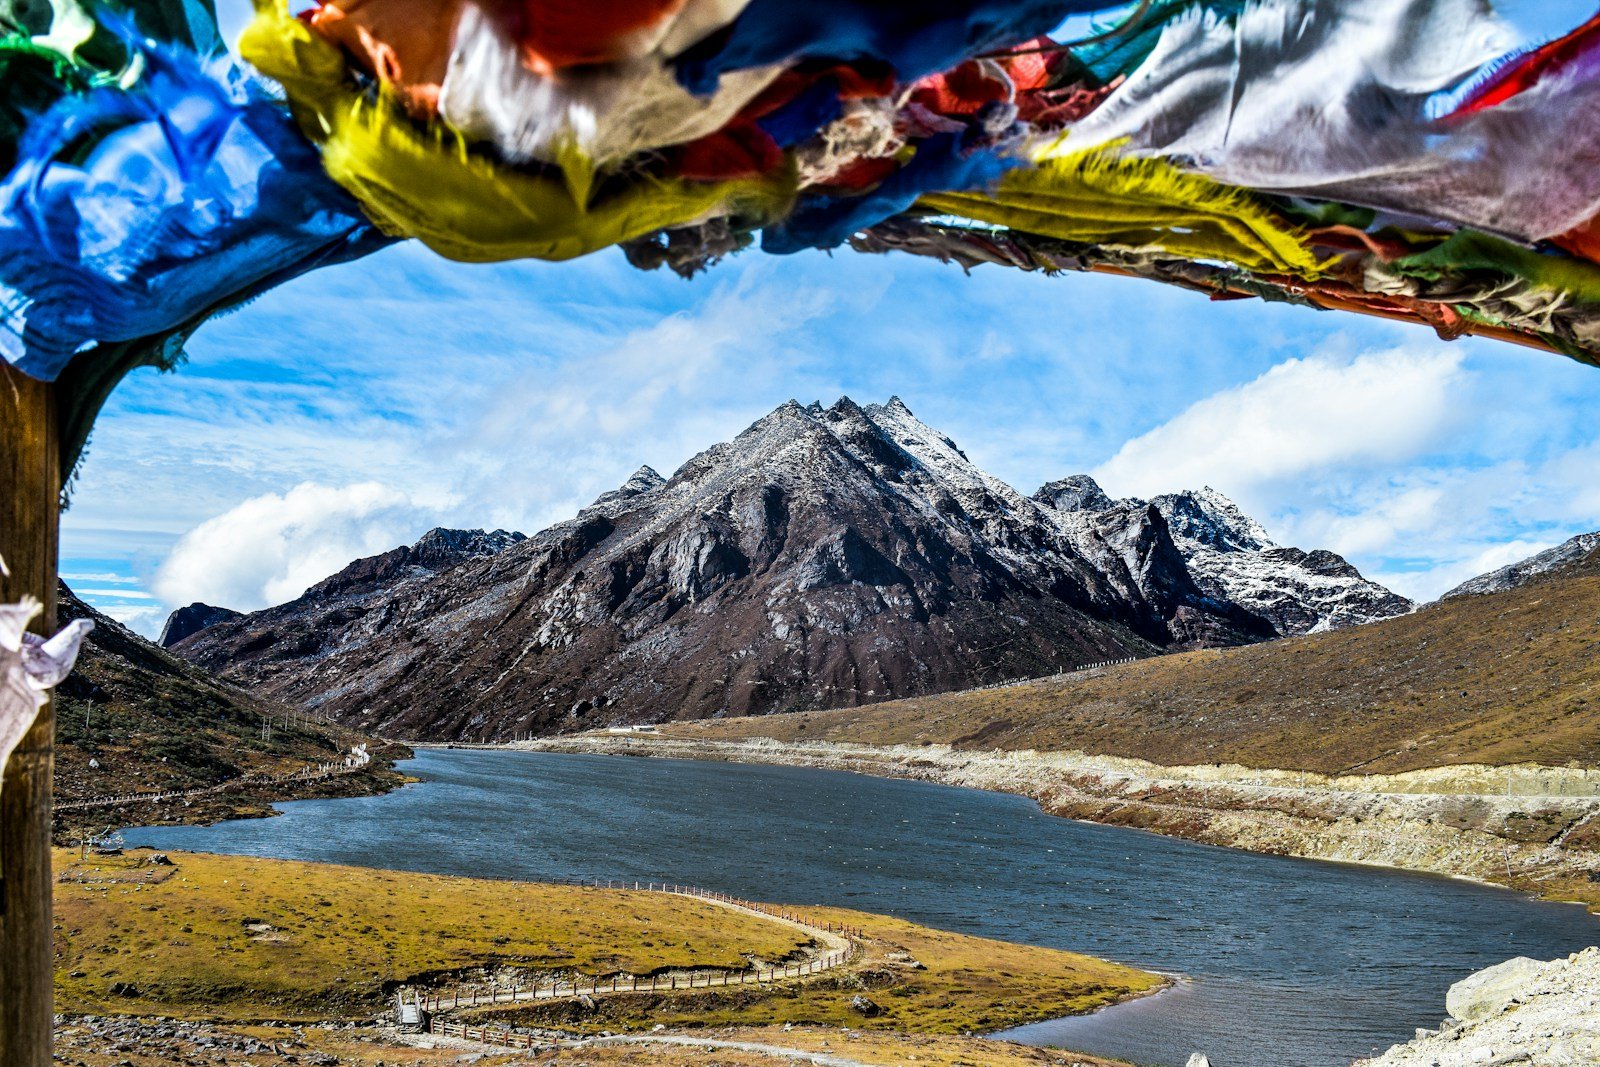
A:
2;597;93;799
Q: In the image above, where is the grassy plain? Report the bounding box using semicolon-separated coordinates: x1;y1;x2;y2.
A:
54;849;1158;1039
481;904;1160;1036
53;849;813;1020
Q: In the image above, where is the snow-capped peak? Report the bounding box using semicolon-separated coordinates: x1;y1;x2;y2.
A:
1149;487;1274;553
1033;475;1115;513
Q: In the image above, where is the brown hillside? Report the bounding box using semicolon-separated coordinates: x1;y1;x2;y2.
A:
668;549;1600;775
52;583;405;827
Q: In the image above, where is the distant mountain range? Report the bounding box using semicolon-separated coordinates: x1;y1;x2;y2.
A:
168;398;1411;740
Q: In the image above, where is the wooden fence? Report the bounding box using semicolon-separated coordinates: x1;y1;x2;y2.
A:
965;656;1137;695
428;1019;542;1048
418;880;857;1016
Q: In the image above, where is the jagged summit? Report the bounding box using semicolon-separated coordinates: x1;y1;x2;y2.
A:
584;466;666;516
1025;476;1409;635
1151;487;1273;554
411;527;525;562
174;399;1410;739
158;602;242;648
1034;475;1114;513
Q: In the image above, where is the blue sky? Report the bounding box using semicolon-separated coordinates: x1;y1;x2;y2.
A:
58;0;1600;635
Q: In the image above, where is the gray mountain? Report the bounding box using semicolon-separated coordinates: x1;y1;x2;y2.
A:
174;399;1405;739
1035;479;1413;635
1442;532;1600;600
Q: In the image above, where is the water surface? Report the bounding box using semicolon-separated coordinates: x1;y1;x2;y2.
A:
126;749;1597;1067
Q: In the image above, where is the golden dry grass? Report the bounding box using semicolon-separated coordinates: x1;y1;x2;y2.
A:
54;849;1158;1041
665;564;1600;776
482;901;1161;1036
53;849;812;1021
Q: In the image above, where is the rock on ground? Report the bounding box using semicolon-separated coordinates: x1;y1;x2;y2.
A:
1357;947;1600;1066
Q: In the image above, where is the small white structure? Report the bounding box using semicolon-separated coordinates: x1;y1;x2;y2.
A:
395;992;424;1032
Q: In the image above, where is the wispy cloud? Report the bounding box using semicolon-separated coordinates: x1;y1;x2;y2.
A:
153;482;431;611
1093;346;1470;502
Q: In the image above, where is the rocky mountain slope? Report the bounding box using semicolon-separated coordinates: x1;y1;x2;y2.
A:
1443;530;1600;599
674;534;1600;775
172;398;1405;739
1036;477;1412;634
52;584;401;823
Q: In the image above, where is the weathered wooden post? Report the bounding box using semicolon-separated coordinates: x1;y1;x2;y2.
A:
1;361;61;1067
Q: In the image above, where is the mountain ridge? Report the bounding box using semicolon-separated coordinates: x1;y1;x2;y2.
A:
1443;532;1600;600
655;527;1600;776
170;398;1409;739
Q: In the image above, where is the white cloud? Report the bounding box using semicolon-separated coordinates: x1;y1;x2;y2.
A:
99;605;168;634
152;482;433;612
1288;484;1449;558
1088;344;1600;603
1094;346;1469;504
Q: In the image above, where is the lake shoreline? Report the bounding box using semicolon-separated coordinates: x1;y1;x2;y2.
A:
62;745;413;839
132;744;1600;1066
469;734;1600;918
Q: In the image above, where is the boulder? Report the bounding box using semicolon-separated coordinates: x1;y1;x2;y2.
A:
1186;1055;1212;1067
1446;956;1548;1022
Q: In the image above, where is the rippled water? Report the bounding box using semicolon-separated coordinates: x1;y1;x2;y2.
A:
125;749;1597;1067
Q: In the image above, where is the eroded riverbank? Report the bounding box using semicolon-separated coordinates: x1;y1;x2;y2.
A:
506;735;1600;913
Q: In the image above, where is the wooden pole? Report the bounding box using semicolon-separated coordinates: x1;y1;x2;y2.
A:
0;360;60;1067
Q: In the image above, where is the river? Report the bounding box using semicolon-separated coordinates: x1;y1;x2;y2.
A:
124;748;1598;1067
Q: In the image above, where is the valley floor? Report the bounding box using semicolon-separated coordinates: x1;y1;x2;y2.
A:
52;848;1154;1067
512;733;1600;914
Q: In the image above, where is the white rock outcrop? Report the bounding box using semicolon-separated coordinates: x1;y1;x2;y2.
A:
1358;948;1600;1066
1445;957;1549;1023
